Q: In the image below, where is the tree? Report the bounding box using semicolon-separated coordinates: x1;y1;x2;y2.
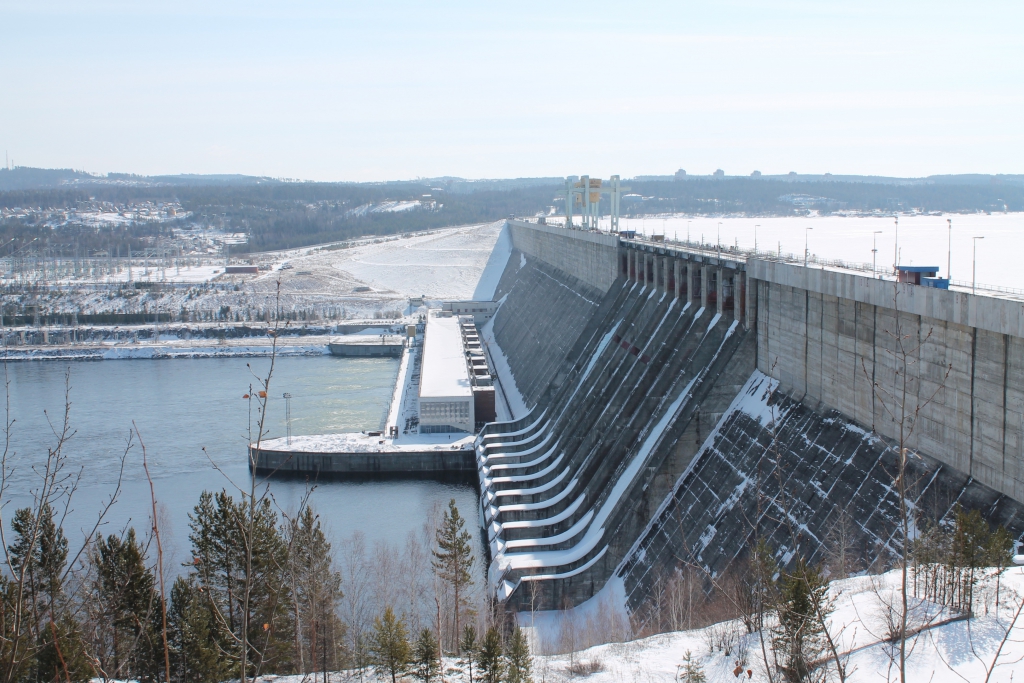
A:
432;499;475;652
369;606;410;683
461;624;479;683
677;650;706;683
412;628;440;682
187;489;294;679
285;505;344;678
86;527;161;681
477;626;504;683
168;575;225;683
773;560;832;683
506;625;532;683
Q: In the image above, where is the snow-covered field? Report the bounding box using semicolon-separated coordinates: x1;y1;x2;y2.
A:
548;213;1024;292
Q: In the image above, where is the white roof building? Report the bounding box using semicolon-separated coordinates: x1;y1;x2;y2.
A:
419;311;474;434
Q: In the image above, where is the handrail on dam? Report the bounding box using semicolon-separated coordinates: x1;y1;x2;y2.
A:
531;220;1024;301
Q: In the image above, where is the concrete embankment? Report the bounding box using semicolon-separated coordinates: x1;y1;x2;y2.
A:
251;445;475;480
478;220;1024;617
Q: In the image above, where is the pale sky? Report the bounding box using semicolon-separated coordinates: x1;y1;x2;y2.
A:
2;1;1021;182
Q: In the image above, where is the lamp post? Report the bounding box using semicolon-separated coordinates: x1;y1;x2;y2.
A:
283;392;293;446
754;224;760;254
872;230;883;278
973;236;984;294
717;221;722;259
804;227;813;267
947;218;952;279
893;215;899;273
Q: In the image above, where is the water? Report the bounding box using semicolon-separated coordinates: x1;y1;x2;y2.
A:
3;356;483;570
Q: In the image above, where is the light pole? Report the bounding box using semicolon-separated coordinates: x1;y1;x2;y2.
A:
754;224;760;254
947;218;952;279
893;215;899;273
687;220;691;245
717;222;722;259
804;227;813;267
283;392;293;446
872;230;883;278
973;236;984;294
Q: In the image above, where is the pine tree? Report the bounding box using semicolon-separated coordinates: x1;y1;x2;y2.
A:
369;606;410;683
187;490;294;679
506;625;532;683
477;627;504;683
773;559;831;683
677;650;706;683
285;505;344;676
168;575;225;683
461;624;479;683
89;527;161;681
432;499;475;651
412;628;440;682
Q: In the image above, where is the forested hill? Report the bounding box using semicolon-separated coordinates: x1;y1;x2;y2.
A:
1;167;1021;256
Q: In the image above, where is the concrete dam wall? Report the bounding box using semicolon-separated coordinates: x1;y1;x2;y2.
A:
478;220;1024;615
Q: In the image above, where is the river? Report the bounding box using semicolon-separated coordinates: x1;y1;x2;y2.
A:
4;356;483;571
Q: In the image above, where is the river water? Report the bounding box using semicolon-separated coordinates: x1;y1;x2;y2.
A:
4;356;483;570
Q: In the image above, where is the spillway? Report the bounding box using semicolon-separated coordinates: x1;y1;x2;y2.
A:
477;219;1024;615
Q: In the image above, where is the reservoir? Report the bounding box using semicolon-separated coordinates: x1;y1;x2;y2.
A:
4;356;483;571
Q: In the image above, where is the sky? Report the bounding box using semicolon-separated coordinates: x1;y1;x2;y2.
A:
1;1;1022;182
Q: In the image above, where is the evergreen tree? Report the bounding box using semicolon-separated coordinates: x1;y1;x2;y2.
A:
460;624;478;683
285;506;344;676
412;628;440;682
369;606;410;683
168;575;225;683
432;499;475;651
772;559;831;683
88;527;161;681
477;627;504;683
187;490;294;679
505;625;532;683
677;650;706;683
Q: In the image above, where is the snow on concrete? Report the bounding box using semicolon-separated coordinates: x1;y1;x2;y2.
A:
480;311;529;418
420;313;471;399
258;431;474;453
472;221;512;300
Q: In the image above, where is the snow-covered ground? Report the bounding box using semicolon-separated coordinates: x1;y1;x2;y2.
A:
548;212;1024;292
522;569;1024;683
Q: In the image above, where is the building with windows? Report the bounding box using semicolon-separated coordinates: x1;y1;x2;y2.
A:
419;312;475;434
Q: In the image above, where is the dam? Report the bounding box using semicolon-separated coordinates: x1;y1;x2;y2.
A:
472;219;1024;617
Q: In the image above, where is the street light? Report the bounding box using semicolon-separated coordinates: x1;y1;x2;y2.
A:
973;237;984;294
804;227;813;267
283;392;293;446
947;218;952;279
717;222;722;259
872;231;883;278
893;215;899;273
754;224;760;253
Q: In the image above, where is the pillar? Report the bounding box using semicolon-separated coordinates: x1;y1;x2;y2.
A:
717;267;725;316
700;265;708;309
673;259;682;299
645;254;652;288
654;255;662;293
744;273;756;331
662;256;670;293
734;271;743;323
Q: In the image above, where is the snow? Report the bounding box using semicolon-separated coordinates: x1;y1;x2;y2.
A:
419;313;471;398
471;221;512;300
258;431;474;453
479;311;529;418
384;342;412;433
523;569;1024;683
554;212;1024;291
